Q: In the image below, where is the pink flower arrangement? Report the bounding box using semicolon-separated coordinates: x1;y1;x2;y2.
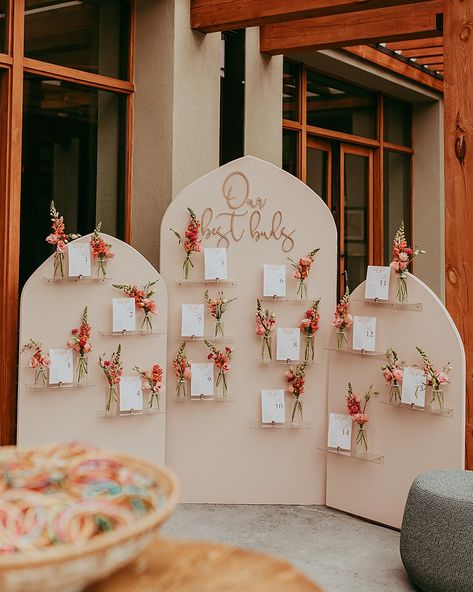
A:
381;348;404;404
171;207;202;279
416;347;452;409
256;298;276;361
112;280;158;333
204;290;237;338
90;222;114;278
205;340;233;398
288;248;320;298
134;364;164;410
346;383;377;452
390;221;425;302
67;306;92;385
99;345;123;412
332;287;353;349
300;298;320;363
21;339;50;385
45;201;80;278
173;343;191;398
285;363;306;424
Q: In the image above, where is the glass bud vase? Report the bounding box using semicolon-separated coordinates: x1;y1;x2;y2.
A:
215;319;224;338
76;354;88;386
354;424;368;454
105;385;118;416
431;387;444;411
304;335;315;363
34;366;47;386
176;378;187;399
291;396;303;425
336;330;347;351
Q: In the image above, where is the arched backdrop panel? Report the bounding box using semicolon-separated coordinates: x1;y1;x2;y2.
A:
161;156;338;503
325;272;465;528
17;234;168;464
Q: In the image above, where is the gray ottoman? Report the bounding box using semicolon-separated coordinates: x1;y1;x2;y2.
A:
401;469;473;592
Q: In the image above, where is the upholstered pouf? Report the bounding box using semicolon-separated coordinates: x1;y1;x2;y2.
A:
400;469;473;592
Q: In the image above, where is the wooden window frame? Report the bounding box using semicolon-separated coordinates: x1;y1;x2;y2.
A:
0;0;135;445
282;60;414;275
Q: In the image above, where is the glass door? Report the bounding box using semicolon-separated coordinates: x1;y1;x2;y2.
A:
340;144;374;295
306;137;332;208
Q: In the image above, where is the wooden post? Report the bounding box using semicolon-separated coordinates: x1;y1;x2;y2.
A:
444;0;473;468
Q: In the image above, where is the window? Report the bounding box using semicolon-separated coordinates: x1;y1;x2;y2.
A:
21;75;126;284
24;0;131;79
282;60;413;295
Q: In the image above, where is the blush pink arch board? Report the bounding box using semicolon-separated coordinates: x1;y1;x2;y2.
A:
17;234;168;464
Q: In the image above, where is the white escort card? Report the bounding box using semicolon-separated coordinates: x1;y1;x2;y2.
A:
261;389;286;424
263;264;286;297
276;327;301;361
119;376;144;412
113;298;136;333
68;242;92;278
353;316;377;352
181;304;204;337
204;247;228;280
49;348;74;384
190;363;214;397
365;266;391;301
401;366;426;407
327;413;352;450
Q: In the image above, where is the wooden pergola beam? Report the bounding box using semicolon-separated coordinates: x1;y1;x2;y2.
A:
386;36;443;50
191;0;439;33
401;47;443;58
415;55;445;64
444;0;473;468
260;1;443;55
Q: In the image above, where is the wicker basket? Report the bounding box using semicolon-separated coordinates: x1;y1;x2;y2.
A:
0;448;179;592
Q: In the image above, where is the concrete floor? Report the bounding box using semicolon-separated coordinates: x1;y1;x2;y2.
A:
163;504;417;592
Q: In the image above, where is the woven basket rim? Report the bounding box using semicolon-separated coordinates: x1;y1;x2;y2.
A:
0;446;180;570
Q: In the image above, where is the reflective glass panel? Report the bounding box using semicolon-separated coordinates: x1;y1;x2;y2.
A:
384;97;412;147
25;0;130;79
0;1;6;53
307;70;377;139
307;145;329;204
283;60;299;121
21;74;126;285
282;129;298;177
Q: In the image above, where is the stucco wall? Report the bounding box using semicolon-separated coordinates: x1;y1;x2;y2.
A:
245;28;283;166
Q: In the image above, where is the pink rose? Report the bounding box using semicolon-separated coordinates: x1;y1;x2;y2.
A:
399;252;408;262
393;369;403;382
383;369;393;382
300;318;311;328
332;316;343;329
399;261;408;271
437;372;449;384
293;270;301;280
223;362;231;372
352;412;368;426
42;355;50;367
255;323;265;336
183;367;192;379
46;234;58;245
83;343;92;353
344;314;353;328
300;257;312;266
390;261;400;271
29;357;39;369
57;240;66;253
287;385;295;394
284;370;294;380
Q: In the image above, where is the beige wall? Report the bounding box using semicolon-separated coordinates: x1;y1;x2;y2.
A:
245;28;283;166
412;100;445;300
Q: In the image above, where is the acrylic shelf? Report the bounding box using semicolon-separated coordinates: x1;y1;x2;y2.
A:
324;347;385;358
352;298;422;312
379;399;454;418
174;395;233;402
177;336;236;343
259;296;321;304
257;359;315;366
96;408;164;419
318;446;384;464
99;330;166;337
251;421;312;429
176;279;237;287
43;276;111;284
26;383;96;391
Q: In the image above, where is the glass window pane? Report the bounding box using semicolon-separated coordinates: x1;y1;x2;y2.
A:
383;150;412;265
344;153;369;289
0;1;6;53
283;129;298;177
384;97;412;147
21;74;126;286
307;70;377;139
283;60;299;121
24;0;130;79
307;146;328;203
